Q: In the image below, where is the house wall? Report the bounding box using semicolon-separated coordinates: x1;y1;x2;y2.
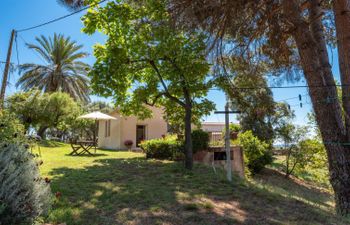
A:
120;107;167;149
98;113;121;149
98;107;167;149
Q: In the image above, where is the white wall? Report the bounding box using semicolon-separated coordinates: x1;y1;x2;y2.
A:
98;113;121;149
98;107;167;149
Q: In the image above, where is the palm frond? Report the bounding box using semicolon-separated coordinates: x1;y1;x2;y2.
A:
17;34;91;102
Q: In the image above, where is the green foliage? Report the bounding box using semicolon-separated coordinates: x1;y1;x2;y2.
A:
6;91;81;138
219;58;294;146
17;33;90;102
191;130;209;153
230;124;241;132
140;135;184;160
219;59;275;144
285;138;327;178
44;92;81;130
5;90;43;131
0;110;25;144
299;139;327;169
273;103;296;145
275;124;313;177
222;123;241;140
82;0;214;151
238;131;272;174
165;100;215;135
0;144;51;224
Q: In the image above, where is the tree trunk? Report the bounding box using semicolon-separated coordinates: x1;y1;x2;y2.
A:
184;104;193;170
283;0;350;215
285;147;291;177
332;0;350;215
333;0;350;138
37;126;48;139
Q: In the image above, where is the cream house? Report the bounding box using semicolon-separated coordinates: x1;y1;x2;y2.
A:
97;107;168;150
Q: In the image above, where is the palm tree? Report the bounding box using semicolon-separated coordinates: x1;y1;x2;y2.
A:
17;34;91;102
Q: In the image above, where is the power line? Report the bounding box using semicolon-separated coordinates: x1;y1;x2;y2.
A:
16;0;110;33
211;83;350;91
17;34;48;65
276;94;309;102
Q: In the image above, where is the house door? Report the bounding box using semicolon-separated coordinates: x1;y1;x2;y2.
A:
136;125;146;147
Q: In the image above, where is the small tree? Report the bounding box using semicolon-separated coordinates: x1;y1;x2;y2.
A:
82;0;214;169
6;91;81;139
218;58;276;146
276;124;310;177
6;90;44;132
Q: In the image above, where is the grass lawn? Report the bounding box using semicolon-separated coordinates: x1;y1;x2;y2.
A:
36;142;348;225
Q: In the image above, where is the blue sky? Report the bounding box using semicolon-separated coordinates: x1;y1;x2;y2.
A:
0;0;340;124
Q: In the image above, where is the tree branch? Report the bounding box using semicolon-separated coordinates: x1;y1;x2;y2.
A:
164;57;192;105
149;60;185;107
144;92;165;106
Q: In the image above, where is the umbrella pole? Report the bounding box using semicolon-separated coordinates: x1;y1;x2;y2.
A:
94;119;97;153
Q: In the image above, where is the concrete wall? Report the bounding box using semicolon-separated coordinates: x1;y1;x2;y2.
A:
98;107;167;149
201;122;225;132
193;146;245;178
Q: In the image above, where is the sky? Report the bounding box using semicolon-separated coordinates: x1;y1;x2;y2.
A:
0;0;341;125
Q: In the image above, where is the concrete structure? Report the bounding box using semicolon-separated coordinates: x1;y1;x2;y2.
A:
201;122;240;143
201;122;226;133
97;107;167;149
193;146;245;178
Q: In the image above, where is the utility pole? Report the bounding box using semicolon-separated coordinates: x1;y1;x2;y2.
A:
224;96;232;182
0;29;16;109
215;96;241;182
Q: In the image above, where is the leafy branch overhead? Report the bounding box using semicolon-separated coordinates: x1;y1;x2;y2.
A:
82;0;214;120
82;0;215;169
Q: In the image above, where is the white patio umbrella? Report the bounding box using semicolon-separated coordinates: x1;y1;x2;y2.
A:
78;111;117;143
79;111;117;120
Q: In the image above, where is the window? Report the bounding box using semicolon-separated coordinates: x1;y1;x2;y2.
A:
214;151;233;161
214;152;227;161
105;120;111;137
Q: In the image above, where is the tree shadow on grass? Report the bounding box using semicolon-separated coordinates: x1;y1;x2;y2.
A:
40;140;66;148
64;153;108;157
252;168;333;209
46;157;348;225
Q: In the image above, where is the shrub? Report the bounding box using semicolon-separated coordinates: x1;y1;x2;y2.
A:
0;110;25;144
140;135;184;160
191;129;209;153
230;124;241;132
238;131;272;174
0;144;52;224
222;124;241;140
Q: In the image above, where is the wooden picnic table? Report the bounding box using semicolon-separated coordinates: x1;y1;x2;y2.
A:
70;140;96;156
